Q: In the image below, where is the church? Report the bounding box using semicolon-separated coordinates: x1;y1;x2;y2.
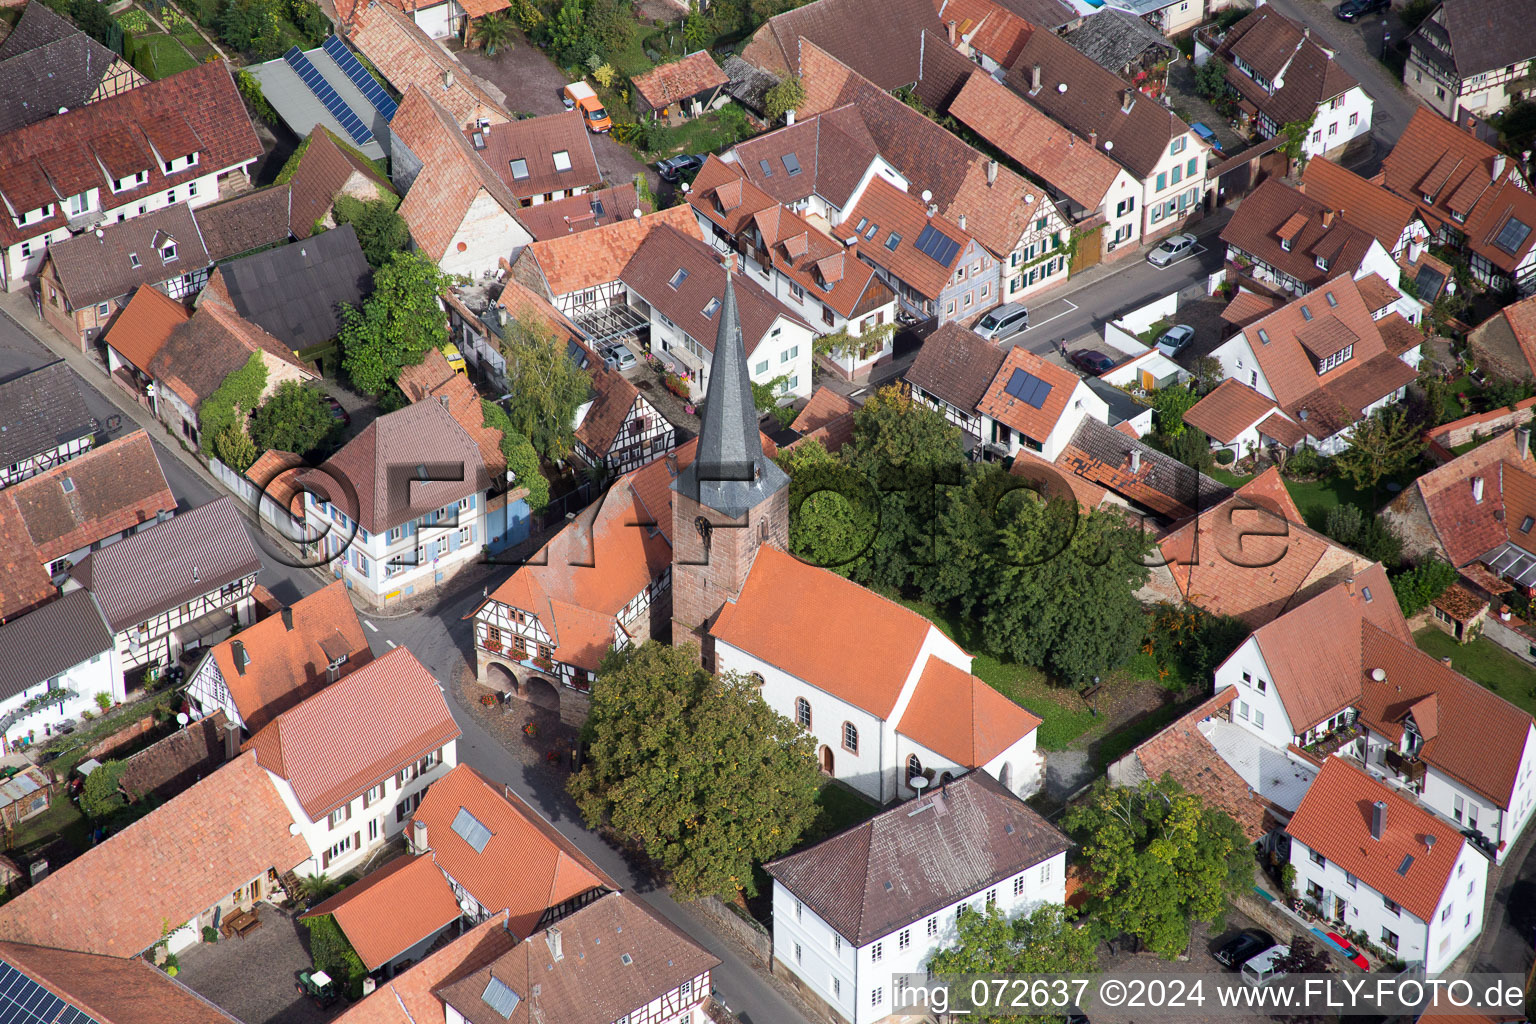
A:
472;263;1044;803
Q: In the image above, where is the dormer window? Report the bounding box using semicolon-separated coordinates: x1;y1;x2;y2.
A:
1452;209;1466;223
1280;237;1293;251
67;192;92;217
1422;192;1435;204
161;242;177;262
552;150;572;172
162;153;198;174
112;170;149;193
1315;255;1329;270
129;252;141;269
16;203;54;227
1317;344;1353;373
509;158;529;180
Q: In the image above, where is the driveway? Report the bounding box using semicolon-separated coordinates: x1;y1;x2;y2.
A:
176;904;337;1024
1090;908;1269;1024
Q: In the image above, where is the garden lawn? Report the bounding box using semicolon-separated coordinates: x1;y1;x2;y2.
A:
1413;627;1536;717
1197;464;1422;529
128;33;198;79
645;109;745;160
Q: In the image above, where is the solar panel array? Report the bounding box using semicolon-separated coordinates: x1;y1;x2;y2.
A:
284;46;375;146
0;961;99;1024
914;224;960;267
452;807;494;853
1494;217;1532;256
481;976;521;1018
322;35;398;121
1003;368;1052;409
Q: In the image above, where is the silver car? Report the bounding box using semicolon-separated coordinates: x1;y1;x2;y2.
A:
1156;324;1195;356
1147;233;1198;267
972;302;1030;341
603;345;637;372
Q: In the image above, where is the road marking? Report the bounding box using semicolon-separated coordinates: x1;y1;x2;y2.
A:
386;639;397;649
1015;298;1079;337
1152;244;1209;270
364;620;378;632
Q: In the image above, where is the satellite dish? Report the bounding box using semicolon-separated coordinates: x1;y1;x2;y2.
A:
1057;82;1067;93
1104;140;1114;151
632;208;643;219
1025;194;1035;204
176;713;189;727
1371;668;1386;681
288;823;302;836
920;189;933;203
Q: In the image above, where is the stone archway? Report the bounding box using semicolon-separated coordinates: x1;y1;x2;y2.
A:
818;745;834;775
524;676;561;711
485;662;517;697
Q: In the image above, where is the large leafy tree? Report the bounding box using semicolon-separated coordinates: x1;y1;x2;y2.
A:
568;642;821;901
473;10;515;54
250;381;337;457
499;308;590;460
330;195;409;269
481;399;549;513
1063;777;1253;959
1333;406;1425;492
80;760;128;820
339;251;456;395
774;437;880;574
928;904;1100;1023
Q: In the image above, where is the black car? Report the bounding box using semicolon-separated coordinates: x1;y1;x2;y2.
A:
1335;0;1388;20
1215;929;1276;969
657;153;706;181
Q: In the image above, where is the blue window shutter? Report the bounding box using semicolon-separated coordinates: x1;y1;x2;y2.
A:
449;532;461;553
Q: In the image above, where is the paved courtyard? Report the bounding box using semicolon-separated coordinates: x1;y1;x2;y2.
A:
176;903;338;1024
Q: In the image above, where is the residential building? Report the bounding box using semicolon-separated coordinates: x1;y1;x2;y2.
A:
1183;377;1306;460
766;771;1070;1024
345;0;512;128
1404;0;1536;121
246;646;459;875
511;183;646;241
568;353;676;476
0;494;56;622
1381;109;1536;293
0;751;309;957
300;397;492;607
619;226;816;400
346;0;510;42
204;226;372;350
299;853;462;978
191;183;294;263
288;125;396;238
1286;758;1488;973
0;3;145;135
390;86;533;277
185;579;373;734
1062;8;1180;78
2;429;175;580
38;204;211;350
409;762;615;930
0;588;118;753
739;0;944;89
976;346;1110;461
1467;294;1536;382
0;360;95;489
467;111;600;205
936;0;1037;72
70;496;262;674
905;323;1005;443
0;940;243;1024
632;51;729;120
1054;415;1232;522
331;913;517;1024
1103;0;1206;36
784;387;859;454
1301;157;1426;259
0;60;261;291
1215;7;1373;159
1205;274;1424;454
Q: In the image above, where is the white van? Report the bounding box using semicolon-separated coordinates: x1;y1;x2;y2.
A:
1241;944;1290;986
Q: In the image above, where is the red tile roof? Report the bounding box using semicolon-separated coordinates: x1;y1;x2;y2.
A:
712;545;942;718
519;205;703;299
1221;178;1380;291
0;940;243;1024
1413;428;1533;567
301;853;462;969
788;387;858;453
468;111;600;201
0;493;56;622
245;647;460;820
1183;379;1281;444
1355;272;1402;312
330;912;517;1024
514;183;646;241
412;764;614;937
942;0;1036;65
1220;290;1282;328
1461;175;1536;275
838;176;976;300
631;50;728;111
347;1;509;128
1301;157;1419;254
0;752;308;956
101;284;190;371
975;345;1082;445
897;657;1041;765
1286;757;1464;921
739;0;944;90
148;298;316;410
289;126;394;240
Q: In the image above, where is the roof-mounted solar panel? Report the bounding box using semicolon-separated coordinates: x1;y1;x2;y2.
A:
322;35;398;120
285;46;374;146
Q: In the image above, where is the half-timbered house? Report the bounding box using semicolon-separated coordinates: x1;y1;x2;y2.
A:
0;361;95;490
904;324;1007;445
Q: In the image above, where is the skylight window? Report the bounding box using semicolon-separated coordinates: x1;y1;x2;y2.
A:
590;197;606;218
759;159;773;177
702;297;721;319
553;150;572;172
129;252;140;269
509;158;529;180
1362;586;1373;602
452;807;494;853
60;477;75;494
1523;516;1534;534
1300;305;1313;321
1495;217;1532;256
855;217;869;233
885;232;902;252
863;222;878;240
1257;329;1271;345
1325;291;1338;307
782;153;802;176
668;268;689;289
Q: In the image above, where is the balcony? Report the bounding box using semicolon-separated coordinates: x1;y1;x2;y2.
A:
1384;747;1429;788
0;689;79;734
1303;722;1360;760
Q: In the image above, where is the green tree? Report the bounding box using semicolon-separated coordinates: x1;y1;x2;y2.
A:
213;424;258;472
1150;383;1199;438
775;437;879;575
498;308;591;459
1323;503;1363;546
1478;376;1535;413
1194;55;1228;100
550;0;586;63
330;195;409;268
928;904;1100;1023
1333;406;1425;493
217;0;284;58
1279;112;1318;164
1192;355;1225;394
1390;557;1457;616
764;75;806;124
473;10;515;54
568;642;821;900
80;760;128;820
1063;777;1253;958
683;0;710;47
339;250;457;395
199;351;268;461
481;400;550;513
301;914;367;997
249;381;337;457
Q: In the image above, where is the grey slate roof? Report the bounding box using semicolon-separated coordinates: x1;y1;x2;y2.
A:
1408;0;1536;77
765;771;1071;944
721;55;779;115
0;361;95;468
216;225;371;350
0;3;126;135
1063;8;1178;74
46;204;209;308
0;588;112;702
672;273;789;519
71;497;260;631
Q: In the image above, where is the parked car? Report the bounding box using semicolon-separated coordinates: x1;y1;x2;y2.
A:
322;395;350;427
658;154;706;181
1335;0;1388;19
972;302;1030;341
1324;931;1370;970
1240;944;1291;986
1191;121;1222;154
1147;233;1198;266
442;342;468;376
1155;324;1196;356
604;345;638;372
1215;929;1276;969
1070;348;1116;375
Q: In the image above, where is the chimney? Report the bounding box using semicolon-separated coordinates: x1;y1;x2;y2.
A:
1030;63;1042;94
1345;575;1355;596
946;19;956;44
546;927;564;962
231;640;248;676
223;720;240;762
1129;449;1142;473
411;818;428;854
280;606;294;631
1493;153;1507;181
1466;115;1475;132
987;160;998;186
1370;800;1387;840
1472;476;1485;503
1321;209;1335;228
958;213;967;232
1089;130;1097;148
443;69;454;89
1518;426;1530;461
192;565;200;584
785;108;795;126
1121;89;1136;114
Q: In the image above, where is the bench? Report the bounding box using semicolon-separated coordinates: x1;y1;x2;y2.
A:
221;909;262;939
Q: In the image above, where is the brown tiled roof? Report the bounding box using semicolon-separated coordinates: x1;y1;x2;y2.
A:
631;50;728;110
1301;157;1419;254
1354;272;1401;312
397;352;507;476
839;176;973;299
1009;447;1106;508
689;156;775;236
300;853;461;970
573;364;643;457
1183;378;1281;444
0;589;111;703
1286;757;1465;921
119;710;230;802
1462;175;1536;275
194;186;294;260
740;0;943;89
245;647;460;820
396;346;456;401
468;111;599;201
0;494;53;622
1359;623;1534;808
1405;0;1536;79
1221;290;1282;328
0;60;261;248
1056;416;1230;520
946;69;1123;211
1217;7;1359;125
906;323;1005;413
347;1;510;128
413;764;614;937
1257;411;1307;447
940;0;1038;65
102;285;189;371
437;892;718;1024
898;657;1041;765
1221;178;1379;290
288;126;393;240
731;109;878;210
148;296;314;410
790;386;856;435
1382;108;1517;236
330;913;516;1024
45;204;210;308
1418;431;1527;567
208;579;372;733
515;183;645;241
765;771;1069;944
520;204;703;298
7;430;173;566
976;345;1083;445
0;752;308;956
0;940;243;1024
1433;582;1488;621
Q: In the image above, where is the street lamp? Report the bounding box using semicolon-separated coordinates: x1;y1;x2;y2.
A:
1381;20;1391;60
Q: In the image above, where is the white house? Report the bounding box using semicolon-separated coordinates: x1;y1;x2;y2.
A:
1287;757;1487;973
766;771;1069;1024
975;346;1110;462
713;545;1044;804
0;590;119;753
245;646;460;876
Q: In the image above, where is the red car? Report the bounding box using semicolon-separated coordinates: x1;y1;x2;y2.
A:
1070;349;1116;375
1325;932;1370;970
